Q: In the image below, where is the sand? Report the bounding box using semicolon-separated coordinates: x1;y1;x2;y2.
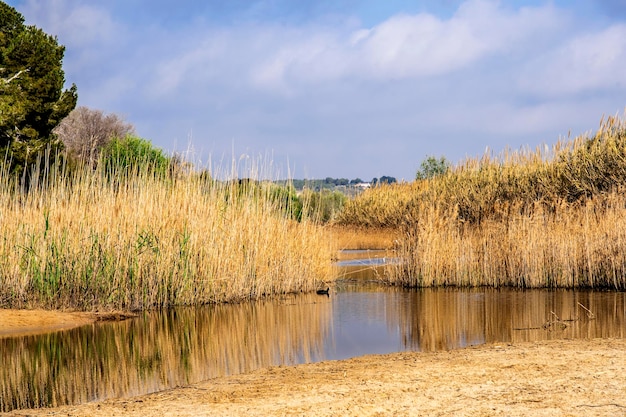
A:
2;310;625;417
0;309;135;338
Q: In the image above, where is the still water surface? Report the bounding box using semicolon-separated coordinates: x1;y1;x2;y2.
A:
1;250;625;411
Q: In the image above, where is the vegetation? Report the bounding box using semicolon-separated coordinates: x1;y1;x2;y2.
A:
277;175;396;192
100;135;172;179
0;156;333;310
299;189;347;223
54;106;134;165
415;156;450;180
328;226;397;250
371;175;397;185
335;181;418;228
338;115;626;290
0;2;77;177
3;0;625;308
278;177;367;191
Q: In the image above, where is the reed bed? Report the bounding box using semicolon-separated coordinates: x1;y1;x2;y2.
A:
328;226;397;250
388;195;626;289
336;181;420;228
340;114;626;289
0;156;333;310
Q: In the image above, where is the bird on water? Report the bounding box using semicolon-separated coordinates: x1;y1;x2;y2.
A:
316;287;330;295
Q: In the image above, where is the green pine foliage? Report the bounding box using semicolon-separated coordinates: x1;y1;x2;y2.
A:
0;1;77;176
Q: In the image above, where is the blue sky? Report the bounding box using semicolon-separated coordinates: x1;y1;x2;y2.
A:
6;0;626;181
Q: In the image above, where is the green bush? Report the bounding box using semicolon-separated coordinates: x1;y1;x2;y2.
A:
100;135;171;178
415;156;450;180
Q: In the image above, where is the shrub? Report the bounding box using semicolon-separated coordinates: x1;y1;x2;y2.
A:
100;135;171;179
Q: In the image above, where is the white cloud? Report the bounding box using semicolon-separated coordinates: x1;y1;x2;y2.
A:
20;0;121;48
244;0;566;90
68;0;568;98
519;24;626;97
11;0;626;180
248;29;350;93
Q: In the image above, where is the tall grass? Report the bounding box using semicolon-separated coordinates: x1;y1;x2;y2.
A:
336;181;420;228
389;195;626;289
339;114;626;289
0;153;333;310
328;226;398;250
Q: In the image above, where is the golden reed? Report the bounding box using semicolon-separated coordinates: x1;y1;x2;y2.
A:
339;114;626;289
0;156;334;310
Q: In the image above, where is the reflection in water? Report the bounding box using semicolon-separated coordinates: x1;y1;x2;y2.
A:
389;288;626;351
327;283;626;359
1;256;625;411
0;294;331;411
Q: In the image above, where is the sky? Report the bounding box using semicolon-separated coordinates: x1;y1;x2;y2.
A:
5;0;626;181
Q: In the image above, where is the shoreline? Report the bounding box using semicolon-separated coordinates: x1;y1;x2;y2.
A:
0;309;136;339
2;309;625;416
3;337;624;416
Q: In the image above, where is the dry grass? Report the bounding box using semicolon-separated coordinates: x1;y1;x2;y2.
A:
328;226;397;250
0;158;334;310
335;182;420;228
388;195;626;289
338;114;626;289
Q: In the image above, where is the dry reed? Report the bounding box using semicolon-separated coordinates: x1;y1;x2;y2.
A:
339;114;626;289
335;182;421;228
0;155;333;310
328;226;397;250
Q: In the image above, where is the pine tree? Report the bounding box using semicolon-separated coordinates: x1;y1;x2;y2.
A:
0;1;77;175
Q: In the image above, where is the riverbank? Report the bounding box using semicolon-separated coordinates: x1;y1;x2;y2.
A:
2;316;624;417
0;309;137;338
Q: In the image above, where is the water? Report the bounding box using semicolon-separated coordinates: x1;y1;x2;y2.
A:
1;250;625;411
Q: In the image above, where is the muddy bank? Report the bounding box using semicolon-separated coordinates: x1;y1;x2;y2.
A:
5;338;625;417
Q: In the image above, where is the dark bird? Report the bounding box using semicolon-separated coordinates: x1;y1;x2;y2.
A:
316;287;330;295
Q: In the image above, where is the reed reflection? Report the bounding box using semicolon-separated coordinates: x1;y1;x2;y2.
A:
2;265;625;413
0;293;331;412
391;288;626;351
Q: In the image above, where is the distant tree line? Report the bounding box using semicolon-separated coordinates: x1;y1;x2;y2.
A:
280;176;396;191
371;176;397;185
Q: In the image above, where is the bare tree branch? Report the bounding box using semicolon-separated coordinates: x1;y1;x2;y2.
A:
54;106;135;165
0;68;29;85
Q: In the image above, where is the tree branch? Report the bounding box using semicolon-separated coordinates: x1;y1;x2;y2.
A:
1;69;29;84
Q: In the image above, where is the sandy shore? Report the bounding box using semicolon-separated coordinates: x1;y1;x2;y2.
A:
2;310;625;416
0;309;136;338
0;309;96;338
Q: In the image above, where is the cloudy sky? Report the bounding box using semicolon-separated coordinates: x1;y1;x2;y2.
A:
6;0;626;181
